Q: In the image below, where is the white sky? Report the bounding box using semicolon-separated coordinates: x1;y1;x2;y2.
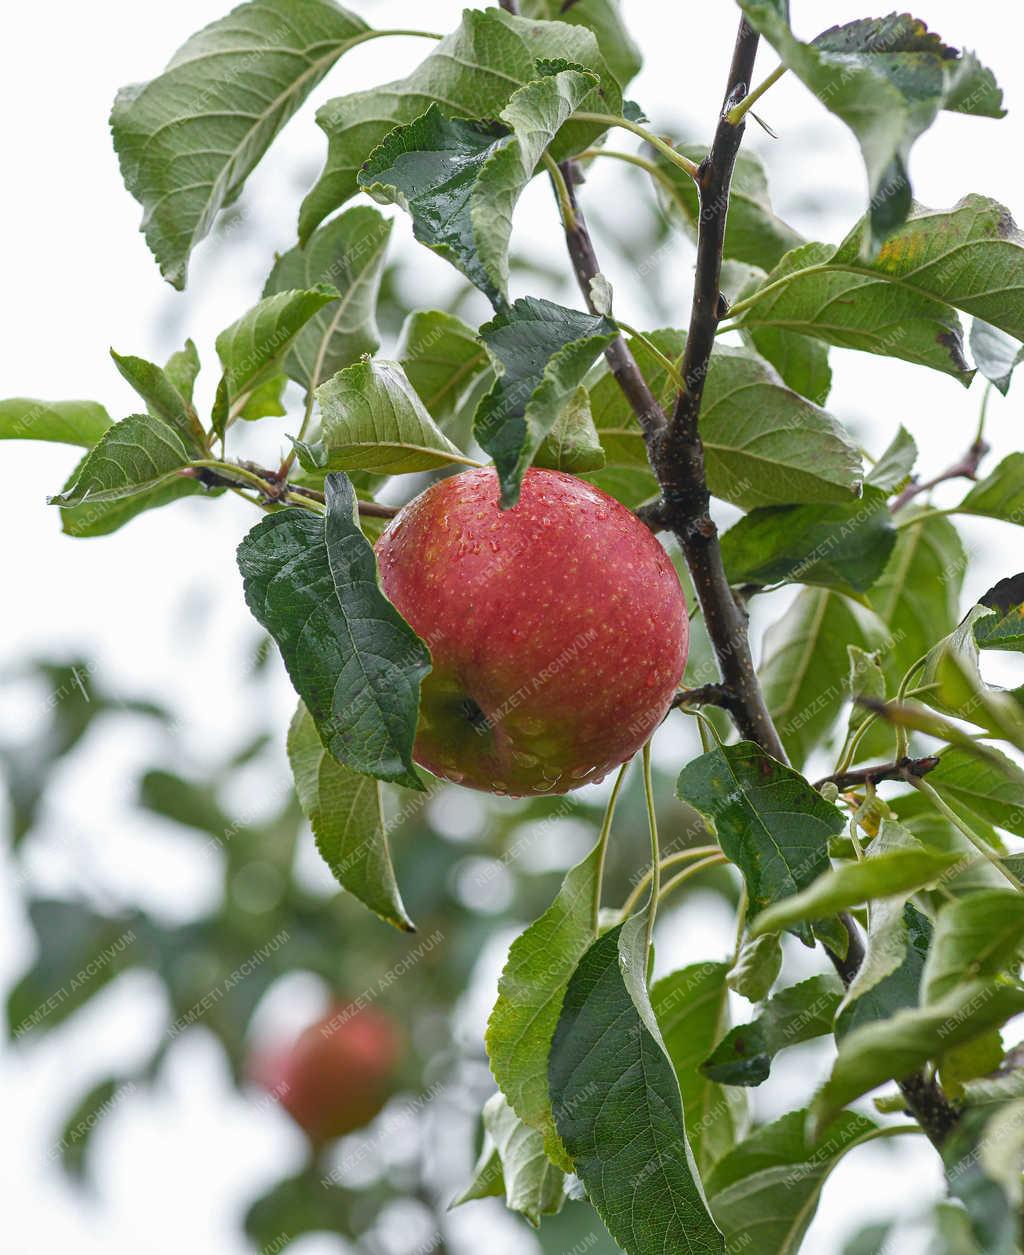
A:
2;2;1022;1252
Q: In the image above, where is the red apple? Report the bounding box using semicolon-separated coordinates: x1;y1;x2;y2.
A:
252;1004;400;1143
375;467;688;796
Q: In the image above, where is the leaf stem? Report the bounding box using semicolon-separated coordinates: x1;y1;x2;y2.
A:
620;845;722;918
657;854;728;905
641;741;659;957
615;320;686;390
541;152;577;231
724;64;787;124
570;112;700;182
592;761;630;928
907;773;1024;891
577;147;694;220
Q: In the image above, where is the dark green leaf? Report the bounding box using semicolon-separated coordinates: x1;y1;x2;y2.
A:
111;0;372;287
237;373;288;421
927;745;1024;839
652;962;747;1175
301;7;621;240
287;702;412;931
867;426;917;492
263;205;393;393
49;413;193;506
589;330;862;509
975;574;1024;652
742;322;833;405
109;350;207;452
163;340;200;406
675;741;846;946
707;1108;877;1255
396;309;489;423
970;319;1023;395
0;398;111;447
475;297;616;507
702;975;841;1088
811;981;1024;1137
359;70;596;308
56;1077;131;1183
923;889;1024;1003
720;487;895;595
211;286;338;434
311;359;477;474
836;902;932;1039
56;460;205;538
958;454;1024;525
736;6;1004;251
237;473;430;789
549;924;724;1255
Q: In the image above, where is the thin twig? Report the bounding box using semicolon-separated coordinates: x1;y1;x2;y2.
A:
670;683;735;711
891;437;990;512
815;756;940;792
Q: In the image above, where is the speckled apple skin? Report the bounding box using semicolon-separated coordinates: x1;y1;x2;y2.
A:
375;467;688;796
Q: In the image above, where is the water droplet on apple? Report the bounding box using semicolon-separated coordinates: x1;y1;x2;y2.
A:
569;765;592;780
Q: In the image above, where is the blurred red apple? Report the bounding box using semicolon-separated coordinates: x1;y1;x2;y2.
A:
252;1004;400;1143
375;467;688;796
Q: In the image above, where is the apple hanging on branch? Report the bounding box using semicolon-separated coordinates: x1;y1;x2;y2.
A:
376;467;689;796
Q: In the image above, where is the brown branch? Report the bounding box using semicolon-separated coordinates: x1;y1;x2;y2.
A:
190;462;398;519
670;683;735;711
559;161;666;438
815;755;940;792
891;436;989;512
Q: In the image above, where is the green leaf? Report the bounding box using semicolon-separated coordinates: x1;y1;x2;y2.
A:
110;0;372;287
975;574;1024;652
926;746;1024;842
549;924;725;1255
726;932;782;1004
519;0;642;90
652;962;748;1175
109;350;207;452
533;386;606;473
0;398;111;448
396;310;489;423
487;828;608;1171
868;509;965;693
867;426;917;493
588;330;862;509
212;286;338;435
49;413;193;506
237;373;288;421
742;322;833;405
737;241;969;384
720;487;895;595
701;975;841;1088
236;472;430;789
707;1109;878;1255
359;69;597;308
736;6;1004;252
846;645;887;740
970;319;1023;395
761;587;889;767
164;340;200;406
301;7;621;241
263;206;393;394
287;702;412;931
923;889;1024;1004
834;824;933;1033
309;359;477;475
675;741;846;946
56;461;206;538
475;297;616;507
56;1077;130;1183
8;900;144;1038
943;1106;1021;1255
811;981;1024;1137
958;453;1024;525
749;846;962;939
838;902;933;1039
652;144;804;273
465;1093;567;1227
